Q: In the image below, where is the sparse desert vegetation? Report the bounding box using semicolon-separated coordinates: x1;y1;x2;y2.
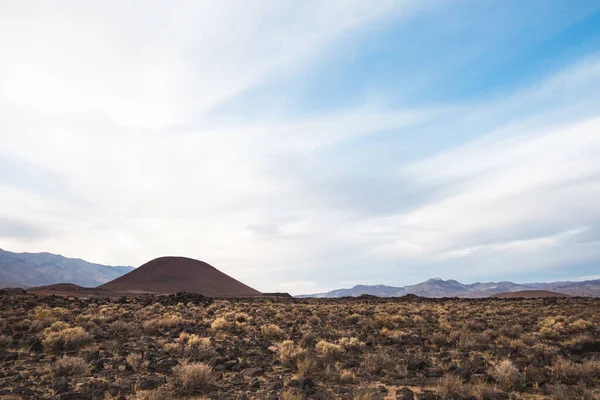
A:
1;290;599;399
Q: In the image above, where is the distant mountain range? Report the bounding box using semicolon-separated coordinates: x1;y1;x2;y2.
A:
297;277;600;298
0;248;134;288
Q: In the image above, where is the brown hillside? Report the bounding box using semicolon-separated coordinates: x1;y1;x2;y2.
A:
491;290;572;298
99;256;261;297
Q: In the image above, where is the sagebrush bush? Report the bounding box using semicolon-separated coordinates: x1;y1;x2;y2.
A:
339;369;357;384
550;357;600;385
278;340;307;367
316;340;343;362
126;352;143;371
173;362;215;394
261;324;286;340
338;337;364;351
185;335;214;360
43;326;91;351
436;375;471;399
52;356;89;376
491;359;519;390
210;317;231;331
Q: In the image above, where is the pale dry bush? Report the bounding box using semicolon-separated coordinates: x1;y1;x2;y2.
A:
126;353;144;372
490;360;519;390
436;375;471;399
110;320;134;335
43;325;92;351
499;324;523;339
538;317;564;340
295;356;317;378
52;356;89;376
570;319;594;332
186;335;214;360
278;340;307;367
380;328;404;341
234;312;252;323
300;330;317;347
550;357;600;385
471;377;505;400
316;340;344;362
339;369;357;384
173;362;215;394
261;324;286;340
362;351;395;374
134;388;176;400
338;337;364;352
353;390;377;400
549;384;598;400
281;390;303;400
346;313;361;324
210;317;231;331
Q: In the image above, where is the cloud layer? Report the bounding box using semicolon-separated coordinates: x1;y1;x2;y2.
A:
1;1;599;294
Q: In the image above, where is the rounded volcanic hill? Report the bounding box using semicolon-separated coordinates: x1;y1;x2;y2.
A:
99;256;261;297
490;290;572;298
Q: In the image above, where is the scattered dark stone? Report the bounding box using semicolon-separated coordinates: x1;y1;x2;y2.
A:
12;386;35;397
137;375;166;390
214;364;227;372
51;378;70;395
250;379;261;388
407;356;429;370
416;390;438;400
261;293;293;298
378;385;388;393
241;367;263;377
56;392;80;400
143;291;213;307
424;367;444;377
0;352;18;362
156;359;175;373
396;387;414;400
334;387;352;394
567;340;600;355
231;359;247;371
288;377;315;395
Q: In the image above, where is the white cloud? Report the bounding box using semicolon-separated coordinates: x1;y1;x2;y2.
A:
1;1;600;294
0;0;407;128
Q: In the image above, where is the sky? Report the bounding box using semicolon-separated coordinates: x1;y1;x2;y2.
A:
1;1;600;295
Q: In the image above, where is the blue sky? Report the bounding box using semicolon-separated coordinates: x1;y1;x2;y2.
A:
1;1;600;294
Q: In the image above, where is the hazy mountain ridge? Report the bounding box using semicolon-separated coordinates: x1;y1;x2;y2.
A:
297;278;600;298
0;249;134;288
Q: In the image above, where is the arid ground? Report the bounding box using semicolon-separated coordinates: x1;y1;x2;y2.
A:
1;291;599;400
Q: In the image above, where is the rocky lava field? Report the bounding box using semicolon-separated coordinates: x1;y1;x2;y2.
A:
1;291;599;400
